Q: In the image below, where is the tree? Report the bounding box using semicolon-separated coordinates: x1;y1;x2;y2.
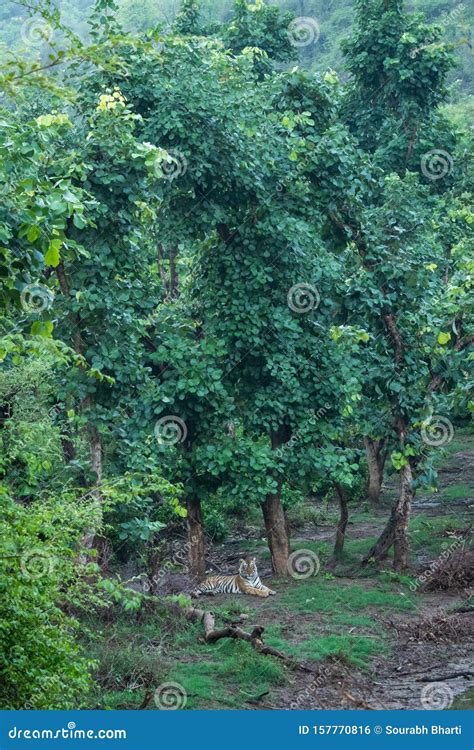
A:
223;0;294;68
173;0;202;34
322;0;471;567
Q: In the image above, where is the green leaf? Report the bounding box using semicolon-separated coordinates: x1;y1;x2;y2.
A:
27;226;40;243
30;320;54;338
44;239;62;267
437;332;451;345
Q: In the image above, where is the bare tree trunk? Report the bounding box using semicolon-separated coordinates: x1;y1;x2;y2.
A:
262;427;291;576
262;493;289;576
80;427;103;555
367;312;412;570
363;458;413;570
60;434;76;464
333;483;348;558
364;437;388;504
187;494;205;578
362;507;395;564
393;461;413;571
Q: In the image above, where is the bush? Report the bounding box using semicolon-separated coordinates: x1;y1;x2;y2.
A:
0;488;95;709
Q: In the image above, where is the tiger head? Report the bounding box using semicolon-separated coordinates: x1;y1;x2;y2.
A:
239;557;258;580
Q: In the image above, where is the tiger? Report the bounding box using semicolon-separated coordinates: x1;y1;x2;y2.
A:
192;557;276;598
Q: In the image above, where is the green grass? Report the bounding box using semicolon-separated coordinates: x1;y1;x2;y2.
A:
292;634;384;670
438;427;474;457
169;639;287;709
349;510;376;523
330;613;384;630
442;483;472;501
410;514;468;556
279;578;415;615
338;536;378;558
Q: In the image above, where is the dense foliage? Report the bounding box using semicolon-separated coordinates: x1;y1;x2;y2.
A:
2;0;473;92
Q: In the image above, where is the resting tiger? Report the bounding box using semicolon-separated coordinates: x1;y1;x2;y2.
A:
193;557;276;598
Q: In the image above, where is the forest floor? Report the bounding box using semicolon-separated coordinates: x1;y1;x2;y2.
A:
84;430;473;711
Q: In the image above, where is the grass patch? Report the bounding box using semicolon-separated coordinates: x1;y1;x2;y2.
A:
349;510;376;523
293;633;384;670
330;613;383;630
338;536;378;559
169;639;287;708
442;483;472;501
291;538;332;560
378;571;414;588
287;503;338;528
84;608;290;710
279;578;415;615
438;428;474;457
410;515;467;556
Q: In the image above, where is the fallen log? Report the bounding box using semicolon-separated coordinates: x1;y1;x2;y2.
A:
175;602;312;672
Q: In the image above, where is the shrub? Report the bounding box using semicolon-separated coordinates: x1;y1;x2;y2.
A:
0;487;95;709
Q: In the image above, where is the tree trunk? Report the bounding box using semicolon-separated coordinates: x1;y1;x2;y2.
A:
364;437;387;504
187;494;205;578
79;426;103;561
333;483;348;558
362;459;413;570
60;434;76;464
261;426;291;576
363;507;395;564
262;493;289;576
393;461;413;571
